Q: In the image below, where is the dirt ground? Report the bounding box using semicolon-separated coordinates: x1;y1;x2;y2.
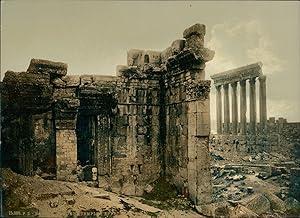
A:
1;168;203;218
2;145;300;218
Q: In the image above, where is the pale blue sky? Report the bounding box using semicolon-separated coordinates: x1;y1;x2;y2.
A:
1;1;299;129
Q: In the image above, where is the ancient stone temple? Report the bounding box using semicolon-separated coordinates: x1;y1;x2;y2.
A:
211;63;267;135
1;24;214;205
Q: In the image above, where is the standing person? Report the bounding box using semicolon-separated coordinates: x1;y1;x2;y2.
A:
183;180;189;199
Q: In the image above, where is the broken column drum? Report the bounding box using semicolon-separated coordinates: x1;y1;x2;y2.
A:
1;23;214;206
211;62;267;135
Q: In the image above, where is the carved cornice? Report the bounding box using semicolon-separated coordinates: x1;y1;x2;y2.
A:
211;62;263;86
185;80;211;101
79;82;119;99
78;82;119;115
55;98;80;111
118;65;163;79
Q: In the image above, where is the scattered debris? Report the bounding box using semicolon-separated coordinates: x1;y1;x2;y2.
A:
93;194;111;200
144;184;154;194
230;205;259;218
65;197;76;205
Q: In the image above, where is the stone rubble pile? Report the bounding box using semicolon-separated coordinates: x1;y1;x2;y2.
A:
208;143;300;217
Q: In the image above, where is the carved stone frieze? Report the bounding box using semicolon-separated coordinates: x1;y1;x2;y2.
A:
185;80;211;101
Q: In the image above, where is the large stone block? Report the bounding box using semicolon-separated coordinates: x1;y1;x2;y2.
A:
56;129;77;181
188;113;197;136
171;39;186;55
27;58;67;77
185;34;204;49
62;75;80;87
53;87;77;99
161;46;173;63
183;23;206;38
196;99;210;113
188;101;197;113
196;112;210;136
188;165;197;203
246;194;271;215
187;137;197;159
199;48;215;62
127;49;144;66
144;50;161;65
196;138;212;205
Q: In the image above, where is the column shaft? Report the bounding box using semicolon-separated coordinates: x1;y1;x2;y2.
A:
259;75;267;132
240;80;247;135
249;78;257;135
216;85;223;134
231;82;238;135
223;84;230;134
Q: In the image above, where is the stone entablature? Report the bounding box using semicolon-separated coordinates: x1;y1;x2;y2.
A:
1;23;213;206
211;62;263;86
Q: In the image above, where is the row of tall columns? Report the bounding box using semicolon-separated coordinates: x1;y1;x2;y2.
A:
215;76;267;135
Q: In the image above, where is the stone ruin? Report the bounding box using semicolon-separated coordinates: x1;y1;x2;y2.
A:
210;63;300;155
209;64;300;216
210;63;269;153
1;24;214;205
211;62;267;136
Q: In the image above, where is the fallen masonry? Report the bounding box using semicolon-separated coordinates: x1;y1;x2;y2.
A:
208;137;300;217
1;23;214;206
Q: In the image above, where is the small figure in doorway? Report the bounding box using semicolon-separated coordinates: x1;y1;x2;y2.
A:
183;180;189;199
76;160;84;181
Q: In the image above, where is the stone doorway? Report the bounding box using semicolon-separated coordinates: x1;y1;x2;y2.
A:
76;115;97;166
77;85;118;177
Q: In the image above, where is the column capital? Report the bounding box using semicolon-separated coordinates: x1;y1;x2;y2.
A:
231;82;238;88
259;75;266;82
215;84;222;90
249;77;256;84
223;83;229;89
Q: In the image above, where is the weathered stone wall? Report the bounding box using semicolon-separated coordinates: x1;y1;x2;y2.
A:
267;119;300;157
107;78;162;196
32;112;56;173
52;71;80;181
1;23;214;205
212;117;300;157
56;129;77;180
164;76;212;204
0;63;57;175
163;23;213;205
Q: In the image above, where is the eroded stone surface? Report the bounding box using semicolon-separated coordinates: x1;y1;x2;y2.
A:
1;23;213;206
